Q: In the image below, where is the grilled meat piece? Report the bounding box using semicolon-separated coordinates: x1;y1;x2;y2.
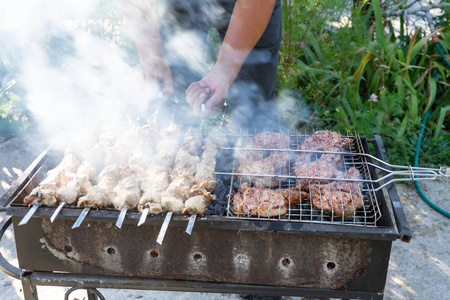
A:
235;131;291;162
183;195;209;215
77;163;121;208
56;160;97;205
138;170;169;214
292;159;338;191
281;186;309;206
296;130;353;165
232;183;308;217
138;124;183;214
309;181;364;217
149;128;203;214
235;152;291;188
182;183;217;215
112;165;145;210
24;153;81;205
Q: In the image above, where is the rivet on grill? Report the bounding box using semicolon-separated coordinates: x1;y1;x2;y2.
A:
150;250;159;258
237;255;246;263
327;262;336;270
194;254;202;262
107;248;116;256
282;257;291;266
64;246;73;253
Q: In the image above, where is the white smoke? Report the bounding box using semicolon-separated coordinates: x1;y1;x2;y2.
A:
0;0;159;150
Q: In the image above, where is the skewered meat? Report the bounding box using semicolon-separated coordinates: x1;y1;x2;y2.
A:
182;129;227;215
183;195;209;215
56;161;96;205
24;153;82;205
160;129;203;213
309;181;364;217
138;170;169;214
193;129;228;192
182;183;217;215
169;149;200;181
128;122;160;169
140;128;200;214
113;165;145;210
138;124;183;214
77;163;121;208
235;151;290;188
232;183;308;217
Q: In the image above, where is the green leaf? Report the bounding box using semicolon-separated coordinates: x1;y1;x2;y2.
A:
434;106;450;139
372;0;386;46
424;77;437;114
409;93;418;120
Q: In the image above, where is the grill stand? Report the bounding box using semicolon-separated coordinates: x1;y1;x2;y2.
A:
0;136;410;300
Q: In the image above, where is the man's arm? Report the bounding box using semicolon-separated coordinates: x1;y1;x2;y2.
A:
186;0;276;115
119;0;173;98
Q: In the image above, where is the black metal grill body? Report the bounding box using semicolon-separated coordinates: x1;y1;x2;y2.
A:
0;135;411;300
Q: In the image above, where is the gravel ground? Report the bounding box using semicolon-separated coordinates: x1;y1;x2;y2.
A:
0;133;448;300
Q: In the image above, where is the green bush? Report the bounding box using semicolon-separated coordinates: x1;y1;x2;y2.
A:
278;0;450;166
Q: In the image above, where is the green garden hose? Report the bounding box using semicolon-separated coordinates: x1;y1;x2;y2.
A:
414;111;450;218
435;42;450;68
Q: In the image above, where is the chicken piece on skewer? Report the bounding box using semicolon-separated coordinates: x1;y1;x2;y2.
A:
169;149;200;181
137;124;183;215
182;183;217;215
56;161;97;205
160;129;203;214
181;129;227;215
113;165;145;210
138;170;169;214
128;122;160;169
193;129;228;193
24;153;82;206
77;163;121;208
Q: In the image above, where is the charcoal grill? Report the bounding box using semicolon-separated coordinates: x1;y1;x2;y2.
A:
0;133;415;300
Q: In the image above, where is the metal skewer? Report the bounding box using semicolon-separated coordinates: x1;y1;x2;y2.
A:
18;203;40;226
115;207;128;229
72;207;90;229
50;202;66;223
219;99;229;129
156;210;173;245
137;207;149;226
184;103;208;234
185;213;197;235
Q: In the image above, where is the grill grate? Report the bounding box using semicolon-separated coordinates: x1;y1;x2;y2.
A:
217;130;383;227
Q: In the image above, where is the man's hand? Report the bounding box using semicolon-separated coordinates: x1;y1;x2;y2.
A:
186;66;233;116
186;0;275;116
134;59;173;100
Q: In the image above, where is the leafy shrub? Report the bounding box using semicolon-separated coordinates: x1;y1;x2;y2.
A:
278;0;450;166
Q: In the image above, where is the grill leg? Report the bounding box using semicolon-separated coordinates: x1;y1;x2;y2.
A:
21;274;38;300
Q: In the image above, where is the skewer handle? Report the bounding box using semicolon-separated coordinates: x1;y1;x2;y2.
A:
50;202;66;223
115;207;128;229
72;207;90;229
137;208;149;227
156;211;173;245
18;204;40;226
185;213;197;235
